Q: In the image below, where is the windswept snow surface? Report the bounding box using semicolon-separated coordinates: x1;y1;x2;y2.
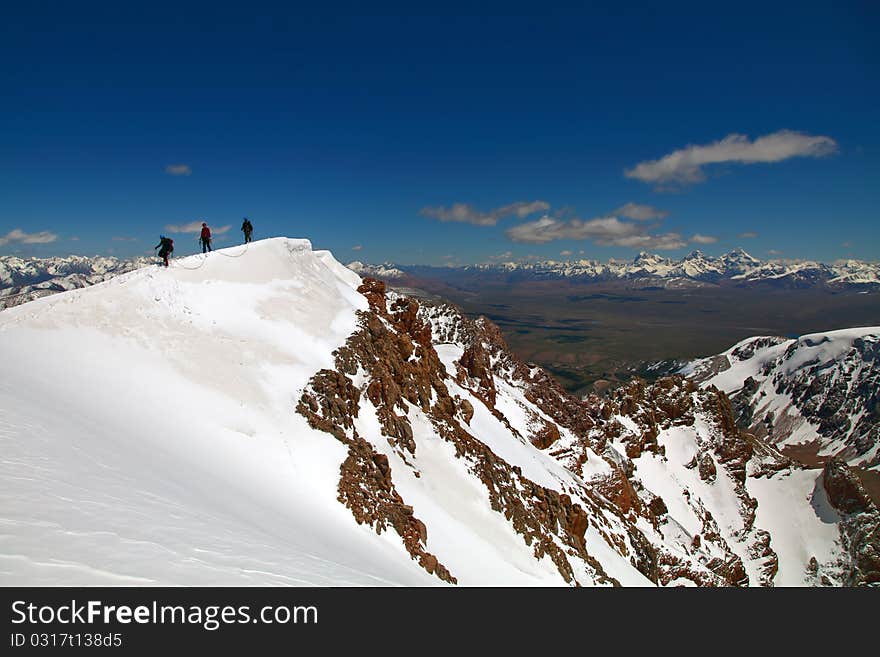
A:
0;238;440;586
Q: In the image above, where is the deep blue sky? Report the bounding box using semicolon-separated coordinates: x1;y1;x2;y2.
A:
1;1;878;264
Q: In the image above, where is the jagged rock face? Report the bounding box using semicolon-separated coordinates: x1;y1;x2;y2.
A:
574;377;785;586
781;337;880;461
824;457;877;516
298;279;616;585
687;330;880;469
296;278;852;586
822;458;880;586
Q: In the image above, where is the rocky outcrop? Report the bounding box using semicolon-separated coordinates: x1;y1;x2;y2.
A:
431;302;799;586
298;279;619;585
298;365;456;583
824;457;876;516
580;376;786;586
822;458;880;586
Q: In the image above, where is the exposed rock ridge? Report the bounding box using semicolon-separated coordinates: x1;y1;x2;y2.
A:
298;279;614;585
822;458;880;586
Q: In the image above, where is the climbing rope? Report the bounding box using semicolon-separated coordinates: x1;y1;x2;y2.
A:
214;242;249;258
168;240;249;269
169;253;209;271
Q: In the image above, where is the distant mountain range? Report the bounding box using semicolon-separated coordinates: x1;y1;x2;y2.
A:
3;249;878;312
348;249;880;290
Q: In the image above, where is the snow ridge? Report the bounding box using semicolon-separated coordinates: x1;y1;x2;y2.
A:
0;238;866;586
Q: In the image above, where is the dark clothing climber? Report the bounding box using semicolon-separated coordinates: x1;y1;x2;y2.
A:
241;218;253;244
154;236;174;267
199;222;212;253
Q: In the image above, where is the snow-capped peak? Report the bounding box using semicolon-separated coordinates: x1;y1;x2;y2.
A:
341;250;880;290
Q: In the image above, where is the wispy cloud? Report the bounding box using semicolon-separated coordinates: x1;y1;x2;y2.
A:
421;200;549;226
165;164;192;176
613;202;669;221
689;233;718;244
351;244;363;251
0;228;59;247
611;233;689;251
625;130;837;187
506;215;687;250
164;221;231;234
486;251;514;262
738;231;759;239
112;236;139;242
559;250;573;257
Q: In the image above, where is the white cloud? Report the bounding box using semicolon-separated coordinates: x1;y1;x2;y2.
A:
506;215;687;250
351;244;363;251
560;250;573;257
613;202;669;221
421;200;550;226
500;201;550;219
768;249;783;256
738;231;759;239
625;130;838;186
507;216;626;244
0;228;59;246
486;251;514;262
112;236;139;242
164;221;231;234
606;233;688;250
689;233;718;244
165;164;192;176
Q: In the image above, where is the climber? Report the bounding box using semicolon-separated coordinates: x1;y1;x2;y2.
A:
154;235;174;267
199;222;212;253
241;217;253;244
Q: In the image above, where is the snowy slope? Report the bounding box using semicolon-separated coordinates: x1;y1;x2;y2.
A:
683;328;880;469
0;255;155;310
0;239;651;586
0;239;440;585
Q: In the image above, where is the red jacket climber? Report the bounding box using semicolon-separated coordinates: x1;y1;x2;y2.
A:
199;222;212;253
